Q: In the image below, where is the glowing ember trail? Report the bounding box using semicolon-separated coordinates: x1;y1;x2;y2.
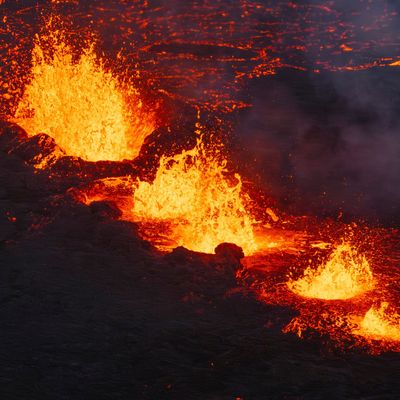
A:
14;19;155;162
132;133;257;255
287;243;374;300
355;303;400;342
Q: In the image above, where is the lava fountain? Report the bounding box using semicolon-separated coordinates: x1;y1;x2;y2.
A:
14;17;155;162
287;243;375;300
355;302;400;342
132;131;258;255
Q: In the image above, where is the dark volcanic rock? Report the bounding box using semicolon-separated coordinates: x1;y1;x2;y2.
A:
0;213;17;243
0;120;28;151
9;132;65;166
215;242;244;261
1;120;400;400
0;117;200;190
89;200;123;219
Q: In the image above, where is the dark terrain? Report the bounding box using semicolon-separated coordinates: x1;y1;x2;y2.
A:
1;102;400;399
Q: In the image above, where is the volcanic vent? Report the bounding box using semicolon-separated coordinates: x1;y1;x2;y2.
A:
12;17;155;163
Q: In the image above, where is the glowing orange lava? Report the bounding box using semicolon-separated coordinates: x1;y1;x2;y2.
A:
132;133;258;255
14;18;155;162
389;60;400;67
355;302;400;342
287;243;374;300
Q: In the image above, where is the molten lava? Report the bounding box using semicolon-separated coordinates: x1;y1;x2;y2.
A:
2;2;399;357
356;303;400;342
287;243;374;300
14;19;154;162
132;134;257;255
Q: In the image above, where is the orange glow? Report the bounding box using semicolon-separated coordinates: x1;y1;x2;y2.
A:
77;177;135;219
389;60;400;67
340;44;353;52
356;303;400;342
51;0;78;3
287;243;374;300
132;133;258;255
14;18;155;162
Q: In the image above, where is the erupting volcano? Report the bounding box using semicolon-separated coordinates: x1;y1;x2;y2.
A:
1;1;400;399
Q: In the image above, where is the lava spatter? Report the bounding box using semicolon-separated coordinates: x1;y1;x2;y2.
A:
287;242;375;300
355;302;400;343
132;133;258;255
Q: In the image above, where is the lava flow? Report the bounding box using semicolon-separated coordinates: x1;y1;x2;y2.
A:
287;242;375;300
13;17;155;162
132;131;258;255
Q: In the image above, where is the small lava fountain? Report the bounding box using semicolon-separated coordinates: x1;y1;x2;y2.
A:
14;17;154;162
356;302;400;342
132;131;258;255
287;242;375;300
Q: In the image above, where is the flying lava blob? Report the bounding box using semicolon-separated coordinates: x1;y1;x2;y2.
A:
132;134;258;255
287;243;375;300
14;17;155;162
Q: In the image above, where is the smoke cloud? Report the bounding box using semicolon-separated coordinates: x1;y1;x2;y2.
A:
235;0;400;223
